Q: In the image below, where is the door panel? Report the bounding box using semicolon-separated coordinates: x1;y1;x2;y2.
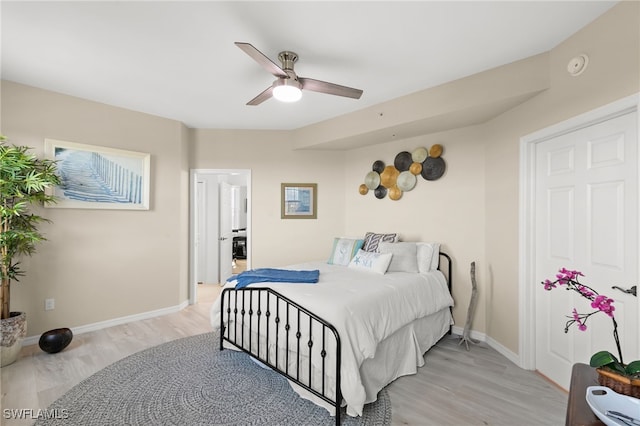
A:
196;175;220;285
589;182;624;268
535;111;638;389
219;182;233;283
547;186;574;260
206;177;220;284
196;181;206;283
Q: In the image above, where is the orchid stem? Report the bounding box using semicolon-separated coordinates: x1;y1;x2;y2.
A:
612;317;624;364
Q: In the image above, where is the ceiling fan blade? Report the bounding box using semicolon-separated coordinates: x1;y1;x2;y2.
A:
235;42;288;78
299;77;363;99
247;86;274;106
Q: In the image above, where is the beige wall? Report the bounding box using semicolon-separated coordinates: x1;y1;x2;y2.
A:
483;1;640;352
343;127;486;332
2;81;189;336
1;2;637;355
189;129;346;267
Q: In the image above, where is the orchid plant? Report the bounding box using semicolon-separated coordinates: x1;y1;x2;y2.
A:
542;268;640;378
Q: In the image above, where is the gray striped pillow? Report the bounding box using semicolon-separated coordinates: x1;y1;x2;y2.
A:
362;232;398;252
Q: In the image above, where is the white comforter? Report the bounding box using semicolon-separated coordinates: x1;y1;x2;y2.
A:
210;261;454;416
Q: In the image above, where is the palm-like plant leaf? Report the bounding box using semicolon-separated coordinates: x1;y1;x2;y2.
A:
0;137;60;319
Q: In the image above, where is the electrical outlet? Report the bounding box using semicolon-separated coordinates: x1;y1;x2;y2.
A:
45;298;55;311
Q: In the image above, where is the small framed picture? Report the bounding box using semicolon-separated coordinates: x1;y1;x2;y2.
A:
281;183;317;219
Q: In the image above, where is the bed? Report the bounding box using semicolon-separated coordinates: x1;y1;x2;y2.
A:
210;238;454;425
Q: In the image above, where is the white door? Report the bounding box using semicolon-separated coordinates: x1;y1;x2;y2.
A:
196;181;207;283
219;182;234;283
205;177;221;284
535;111;639;389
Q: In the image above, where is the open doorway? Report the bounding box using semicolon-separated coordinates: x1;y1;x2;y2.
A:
189;169;251;304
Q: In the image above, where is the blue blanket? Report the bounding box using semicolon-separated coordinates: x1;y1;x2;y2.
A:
231;268;320;289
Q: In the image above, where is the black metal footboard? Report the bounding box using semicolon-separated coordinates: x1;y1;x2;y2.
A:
219;287;343;425
219;252;453;426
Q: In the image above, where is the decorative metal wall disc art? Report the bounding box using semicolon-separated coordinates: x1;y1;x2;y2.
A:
393;151;412;171
397;171;417;191
429;144;443;158
358;144;446;200
374;185;387;199
411;147;428;163
365;171;381;190
409;162;422;175
380;165;400;188
421;156;446;180
388;185;402;200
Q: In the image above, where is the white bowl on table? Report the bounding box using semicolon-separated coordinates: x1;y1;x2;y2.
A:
586;386;640;426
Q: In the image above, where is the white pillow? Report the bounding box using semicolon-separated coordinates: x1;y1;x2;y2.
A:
378;242;418;273
348;249;393;274
327;237;364;266
416;242;440;273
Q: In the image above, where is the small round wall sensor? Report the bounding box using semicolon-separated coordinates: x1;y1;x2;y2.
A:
567;54;589;76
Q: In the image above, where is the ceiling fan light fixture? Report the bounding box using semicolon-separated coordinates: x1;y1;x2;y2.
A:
272;79;302;103
236;42;362;106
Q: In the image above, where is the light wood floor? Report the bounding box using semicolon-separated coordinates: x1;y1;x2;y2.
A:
1;284;567;425
232;258;247;274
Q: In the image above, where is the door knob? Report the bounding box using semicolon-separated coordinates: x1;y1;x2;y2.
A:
219;237;227;241
611;285;637;297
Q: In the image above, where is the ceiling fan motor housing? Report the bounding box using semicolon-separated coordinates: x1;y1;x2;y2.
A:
278;51;298;71
273;51;302;101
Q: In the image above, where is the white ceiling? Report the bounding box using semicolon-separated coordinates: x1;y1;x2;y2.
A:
1;1;618;131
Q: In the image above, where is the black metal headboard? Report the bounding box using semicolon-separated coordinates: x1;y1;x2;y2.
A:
438;252;452;294
438;251;453;335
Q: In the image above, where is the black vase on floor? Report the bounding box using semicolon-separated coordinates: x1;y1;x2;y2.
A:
39;328;73;354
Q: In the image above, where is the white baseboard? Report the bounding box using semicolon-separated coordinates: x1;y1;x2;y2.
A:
24;308;524;369
451;325;486;342
23;300;190;347
450;326;521;367
485;335;521;367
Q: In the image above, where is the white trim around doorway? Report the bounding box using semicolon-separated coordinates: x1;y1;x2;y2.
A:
189;168;252;305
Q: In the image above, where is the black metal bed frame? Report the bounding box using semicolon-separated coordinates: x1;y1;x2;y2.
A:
220;252;452;425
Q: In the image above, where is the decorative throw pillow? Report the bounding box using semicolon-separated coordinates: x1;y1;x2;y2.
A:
416;242;440;273
378;242;419;273
362;232;399;252
327;237;364;266
348;249;393;274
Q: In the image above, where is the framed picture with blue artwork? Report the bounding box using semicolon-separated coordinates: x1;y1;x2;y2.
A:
44;139;151;210
281;183;317;219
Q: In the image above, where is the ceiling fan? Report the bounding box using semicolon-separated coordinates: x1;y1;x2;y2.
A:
235;42;364;105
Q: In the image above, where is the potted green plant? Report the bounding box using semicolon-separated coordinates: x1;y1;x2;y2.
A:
542;268;640;397
0;135;59;366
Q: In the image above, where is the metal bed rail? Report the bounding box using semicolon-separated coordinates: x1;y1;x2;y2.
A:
220;286;343;425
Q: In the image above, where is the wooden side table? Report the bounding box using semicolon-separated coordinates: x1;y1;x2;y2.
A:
566;363;604;426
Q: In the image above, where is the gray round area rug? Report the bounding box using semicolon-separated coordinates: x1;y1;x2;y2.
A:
35;332;391;425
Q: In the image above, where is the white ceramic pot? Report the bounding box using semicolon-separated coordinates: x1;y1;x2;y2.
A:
1;312;26;367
